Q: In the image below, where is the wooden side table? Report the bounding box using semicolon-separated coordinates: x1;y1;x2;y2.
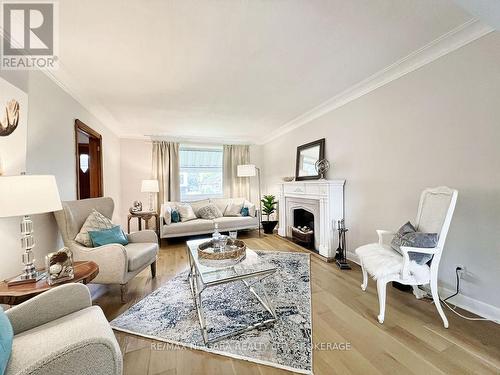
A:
127;211;160;238
0;261;99;305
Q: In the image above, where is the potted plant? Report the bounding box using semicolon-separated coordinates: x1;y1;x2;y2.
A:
261;194;278;234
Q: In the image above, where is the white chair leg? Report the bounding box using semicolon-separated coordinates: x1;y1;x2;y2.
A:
376;278;387;324
430;277;449;328
361;262;368;291
412;285;426;299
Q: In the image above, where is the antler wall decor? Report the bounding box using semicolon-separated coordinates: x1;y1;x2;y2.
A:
0;99;20;136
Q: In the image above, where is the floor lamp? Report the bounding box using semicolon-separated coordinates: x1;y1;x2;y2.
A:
237;164;261;237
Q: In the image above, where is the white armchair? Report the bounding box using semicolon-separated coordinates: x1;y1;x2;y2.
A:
355;186;458;328
5;284;122;375
54;197;158;302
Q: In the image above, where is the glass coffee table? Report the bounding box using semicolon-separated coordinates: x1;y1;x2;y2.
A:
186;239;277;345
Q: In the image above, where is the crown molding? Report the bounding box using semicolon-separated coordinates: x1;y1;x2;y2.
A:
120;133;256;145
258;19;494;145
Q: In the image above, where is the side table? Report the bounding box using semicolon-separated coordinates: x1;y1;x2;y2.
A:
0;261;99;306
127;211;160;239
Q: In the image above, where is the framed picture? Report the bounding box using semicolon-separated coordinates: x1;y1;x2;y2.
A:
295;138;325;181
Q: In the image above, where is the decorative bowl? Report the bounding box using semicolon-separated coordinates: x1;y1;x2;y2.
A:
198;239;246;260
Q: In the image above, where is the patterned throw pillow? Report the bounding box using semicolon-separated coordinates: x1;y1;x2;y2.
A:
197;204;223;220
401;232;438;265
390;221;416;253
391;221;438;265
240;207;249;216
75;209;114;247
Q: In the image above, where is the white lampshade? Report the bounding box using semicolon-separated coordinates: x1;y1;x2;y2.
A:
141;179;159;193
237;164;257;177
0;175;62;218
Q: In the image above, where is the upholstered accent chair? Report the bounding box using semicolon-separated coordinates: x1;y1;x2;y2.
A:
5;283;122;375
54;197;158;302
355;186;458;328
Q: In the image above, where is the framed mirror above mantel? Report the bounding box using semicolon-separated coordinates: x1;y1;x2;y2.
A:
295;138;325;181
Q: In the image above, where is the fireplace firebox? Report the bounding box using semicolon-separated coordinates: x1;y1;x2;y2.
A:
291;209;315;251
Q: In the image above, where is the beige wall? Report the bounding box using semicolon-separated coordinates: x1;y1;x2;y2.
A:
260;32;500;312
120;138;152;231
0;70;121;281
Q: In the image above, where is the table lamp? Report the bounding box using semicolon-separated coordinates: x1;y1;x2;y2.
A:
141;179;159;211
0;175;62;285
237;164;261;236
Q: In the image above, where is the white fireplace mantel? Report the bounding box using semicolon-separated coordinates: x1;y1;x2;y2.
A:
277;179;345;259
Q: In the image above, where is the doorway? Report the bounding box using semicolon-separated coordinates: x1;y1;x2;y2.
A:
75;119;103;199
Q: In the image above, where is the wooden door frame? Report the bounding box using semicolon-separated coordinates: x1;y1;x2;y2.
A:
75;119;103;199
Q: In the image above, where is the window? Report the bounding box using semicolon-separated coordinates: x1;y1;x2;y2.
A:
179;145;223;201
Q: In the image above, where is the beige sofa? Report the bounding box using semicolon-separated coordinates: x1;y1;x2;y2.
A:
54;197;158;302
160;198;259;239
5;283;122;375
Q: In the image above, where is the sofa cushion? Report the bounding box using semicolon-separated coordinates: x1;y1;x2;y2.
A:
213;216;258;230
0;307;13;375
210;198;231;215
242;200;256;217
124;243;158;272
224;199;245;216
75;210;114;247
177;203;196;222
162;219;214;236
197;203;223;220
163;205;172;225
188;199;210;216
6;306;121;375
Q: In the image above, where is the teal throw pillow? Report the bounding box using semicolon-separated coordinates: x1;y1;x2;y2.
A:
0;307;13;375
240;207;249;217
171;209;180;223
89;225;129;247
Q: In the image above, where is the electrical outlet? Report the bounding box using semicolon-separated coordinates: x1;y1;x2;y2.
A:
456;265;465;277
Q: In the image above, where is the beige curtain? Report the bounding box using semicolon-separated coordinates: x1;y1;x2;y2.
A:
223;144;250;199
152;141;180;211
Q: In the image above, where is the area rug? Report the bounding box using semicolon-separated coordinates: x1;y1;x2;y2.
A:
111;250;312;374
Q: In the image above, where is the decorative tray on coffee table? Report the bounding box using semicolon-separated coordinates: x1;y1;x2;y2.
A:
197;239;246;261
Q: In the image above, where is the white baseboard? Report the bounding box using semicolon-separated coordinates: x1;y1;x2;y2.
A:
438;286;500;324
346;251;500;323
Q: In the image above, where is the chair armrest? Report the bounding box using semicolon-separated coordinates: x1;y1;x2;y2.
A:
400;246;441;255
70;242;128;284
400;246;441;279
127;230;158;243
5;283;92;335
376;230;395;246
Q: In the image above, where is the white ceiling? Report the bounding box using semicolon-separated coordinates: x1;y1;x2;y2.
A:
54;0;474;143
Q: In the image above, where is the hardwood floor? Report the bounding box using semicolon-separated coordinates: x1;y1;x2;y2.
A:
93;231;500;375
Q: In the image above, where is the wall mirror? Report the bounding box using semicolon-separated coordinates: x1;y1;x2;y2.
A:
295;138;325;181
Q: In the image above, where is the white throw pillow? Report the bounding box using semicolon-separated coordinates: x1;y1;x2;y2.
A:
75;210;114;247
177;203;197;222
224;200;244;217
243;200;256;217
163;205;172;225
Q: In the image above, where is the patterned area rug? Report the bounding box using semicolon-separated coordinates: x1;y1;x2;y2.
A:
111;250;312;374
